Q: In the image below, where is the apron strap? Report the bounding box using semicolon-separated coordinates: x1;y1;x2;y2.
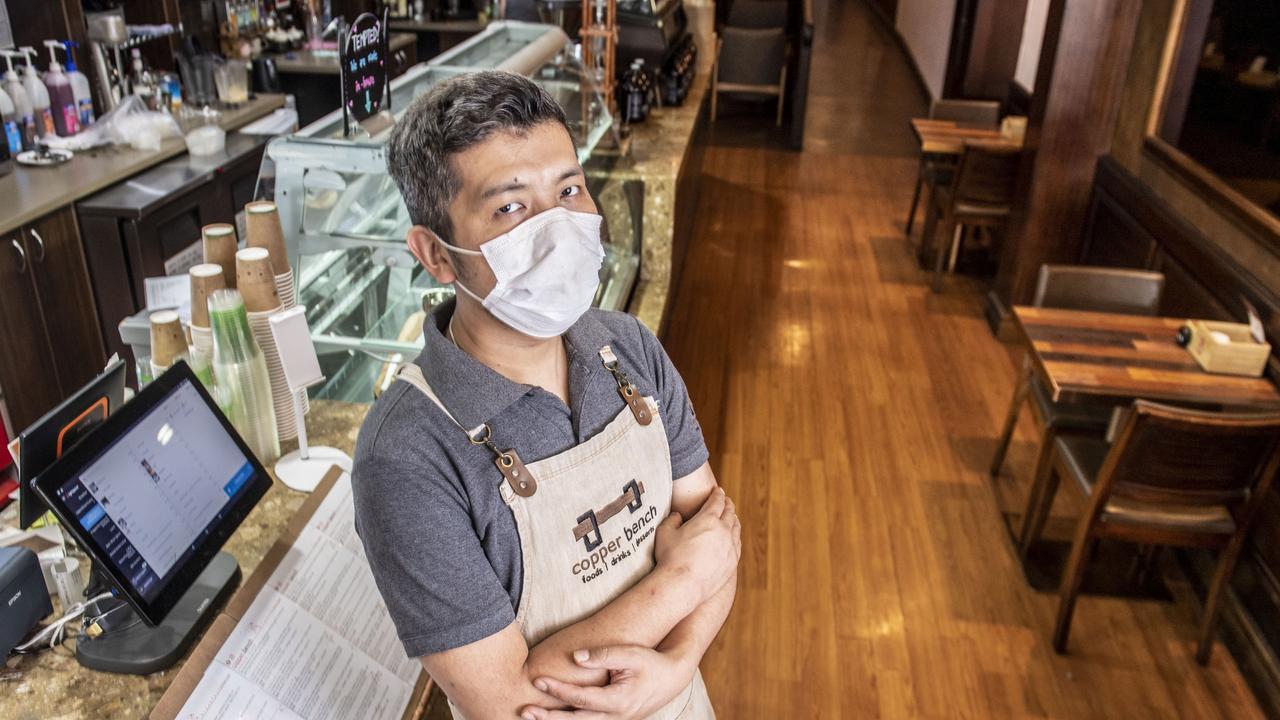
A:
396;363;539;498
395;363;485;439
599;346;654;426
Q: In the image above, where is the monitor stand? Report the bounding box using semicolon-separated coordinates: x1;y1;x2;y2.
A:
76;551;240;675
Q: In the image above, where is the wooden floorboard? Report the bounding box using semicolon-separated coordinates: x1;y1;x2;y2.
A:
665;1;1268;717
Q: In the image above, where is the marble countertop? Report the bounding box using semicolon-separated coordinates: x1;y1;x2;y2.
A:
0;400;370;720
0;94;285;237
607;74;709;333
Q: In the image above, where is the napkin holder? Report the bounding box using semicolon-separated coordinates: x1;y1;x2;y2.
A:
1180;320;1271;377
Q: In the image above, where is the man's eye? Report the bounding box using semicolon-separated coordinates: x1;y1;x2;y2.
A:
561;186;580;198
498;202;524;215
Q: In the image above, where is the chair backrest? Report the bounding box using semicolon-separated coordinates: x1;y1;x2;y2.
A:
951;140;1020;207
1098;401;1280;509
718;27;787;86
728;0;789;28
1034;265;1165;316
930;99;1001;127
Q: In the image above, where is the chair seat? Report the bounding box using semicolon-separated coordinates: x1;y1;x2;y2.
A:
933;186;1011;218
1029;376;1114;431
1054;435;1237;534
954;202;1011;217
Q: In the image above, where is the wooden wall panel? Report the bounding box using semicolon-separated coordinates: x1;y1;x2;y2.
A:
1080;157;1280;716
961;0;1028;100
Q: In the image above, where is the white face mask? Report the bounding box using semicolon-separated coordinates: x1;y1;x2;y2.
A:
439;207;605;338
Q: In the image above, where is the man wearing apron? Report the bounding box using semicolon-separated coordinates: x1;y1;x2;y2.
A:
353;71;741;719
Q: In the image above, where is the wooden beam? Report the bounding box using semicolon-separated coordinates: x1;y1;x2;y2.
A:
990;0;1143;312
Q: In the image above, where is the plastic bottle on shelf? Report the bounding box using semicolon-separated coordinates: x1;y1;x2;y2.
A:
63;41;94;127
41;40;79;136
18;47;54;138
0;51;36;149
0;86;22;155
130;49;156;110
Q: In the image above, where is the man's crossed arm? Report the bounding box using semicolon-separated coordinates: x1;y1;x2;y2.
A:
420;462;740;719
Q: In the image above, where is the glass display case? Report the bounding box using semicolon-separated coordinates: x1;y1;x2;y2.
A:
259;21;642;402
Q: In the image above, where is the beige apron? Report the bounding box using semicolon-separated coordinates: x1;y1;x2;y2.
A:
397;345;714;720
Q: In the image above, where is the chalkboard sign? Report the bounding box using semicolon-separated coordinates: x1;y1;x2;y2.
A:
341;12;387;126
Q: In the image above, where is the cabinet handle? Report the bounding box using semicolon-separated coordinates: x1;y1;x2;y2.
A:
29;228;45;262
11;238;26;274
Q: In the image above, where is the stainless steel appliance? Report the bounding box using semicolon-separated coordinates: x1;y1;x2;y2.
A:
617;0;689;71
86;9;129;112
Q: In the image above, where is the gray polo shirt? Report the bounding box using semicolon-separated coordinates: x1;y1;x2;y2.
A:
352;299;708;657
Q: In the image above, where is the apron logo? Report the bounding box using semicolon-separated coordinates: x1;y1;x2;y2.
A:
573;479;645;551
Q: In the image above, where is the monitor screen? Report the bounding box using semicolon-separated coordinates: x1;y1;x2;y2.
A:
32;362;271;625
54;380;256;602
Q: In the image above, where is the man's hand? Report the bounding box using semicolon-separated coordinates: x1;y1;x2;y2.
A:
520;645;694;720
655;487;741;602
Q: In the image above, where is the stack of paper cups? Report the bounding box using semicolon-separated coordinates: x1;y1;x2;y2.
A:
202;224;239;290
245;201;296;309
275;269;296;310
189;263;225;364
149;310;187;379
237;247;296;442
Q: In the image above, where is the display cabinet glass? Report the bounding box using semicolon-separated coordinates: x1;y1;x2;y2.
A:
260;21;640;402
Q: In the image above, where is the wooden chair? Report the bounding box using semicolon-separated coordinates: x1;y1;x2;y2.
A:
1023;400;1280;663
923;140;1021;292
991;265;1165;484
905;100;1001;237
712;29;789;127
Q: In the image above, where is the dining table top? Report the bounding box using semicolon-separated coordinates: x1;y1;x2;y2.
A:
1012;306;1280;410
910;118;1016;155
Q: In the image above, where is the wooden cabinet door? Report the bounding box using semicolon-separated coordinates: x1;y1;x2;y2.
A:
0;230;60;431
25;208;108;403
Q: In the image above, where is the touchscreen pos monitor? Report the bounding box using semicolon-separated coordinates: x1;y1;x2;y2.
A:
16;358;127;529
31;361;272;674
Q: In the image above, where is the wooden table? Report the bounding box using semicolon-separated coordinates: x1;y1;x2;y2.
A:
1013;306;1280;409
909;118;1013;155
1003;307;1280;594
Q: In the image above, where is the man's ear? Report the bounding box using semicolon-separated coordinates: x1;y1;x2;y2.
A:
407;226;457;284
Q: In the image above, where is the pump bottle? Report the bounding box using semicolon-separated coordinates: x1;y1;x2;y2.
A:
0;86;21;155
0;51;36;149
18;47;54;138
42;40;78;136
62;41;94;127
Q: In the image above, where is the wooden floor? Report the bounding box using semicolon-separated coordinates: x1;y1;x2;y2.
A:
665;1;1267;717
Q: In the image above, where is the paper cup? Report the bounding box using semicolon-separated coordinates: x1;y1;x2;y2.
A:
202;224;239;289
236;247;281;312
189;263;226;328
245;201;289;275
150;310;188;368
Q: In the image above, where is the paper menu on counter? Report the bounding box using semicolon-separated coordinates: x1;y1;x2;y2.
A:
162;470;425;720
